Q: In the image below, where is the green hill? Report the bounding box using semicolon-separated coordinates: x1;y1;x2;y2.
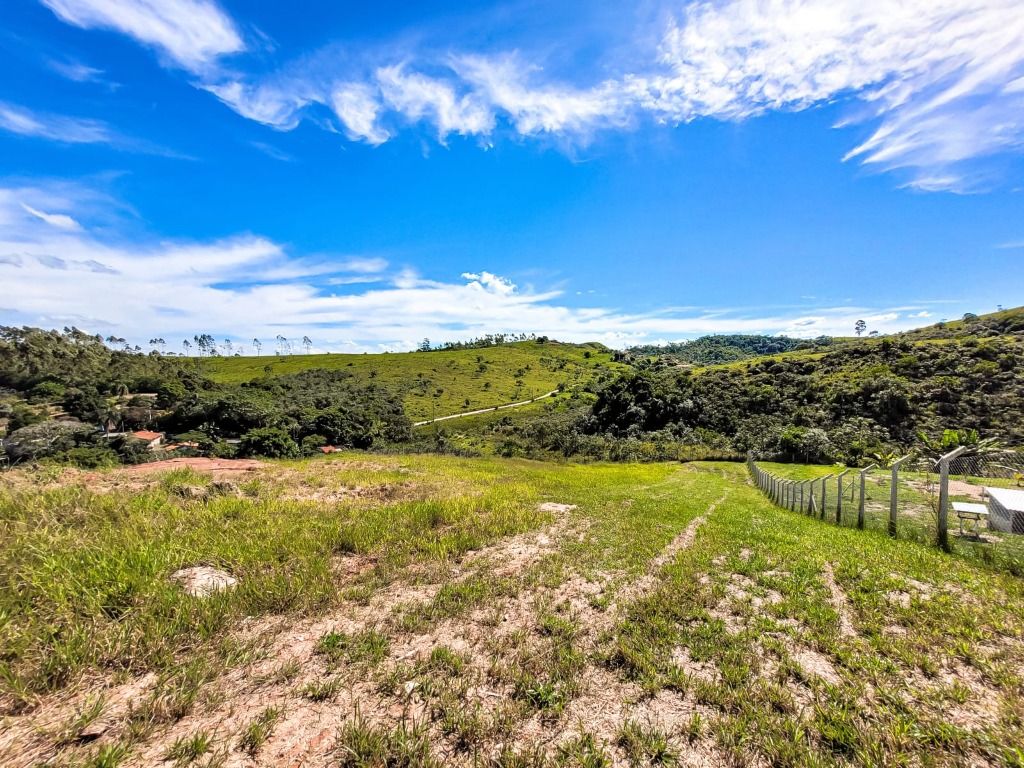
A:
203;340;622;421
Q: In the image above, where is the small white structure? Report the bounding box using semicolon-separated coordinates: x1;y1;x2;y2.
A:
986;487;1024;534
130;430;164;450
952;502;989;537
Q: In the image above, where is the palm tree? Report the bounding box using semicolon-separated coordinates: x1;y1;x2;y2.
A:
253;338;262;356
302;335;312;354
183;339;192;355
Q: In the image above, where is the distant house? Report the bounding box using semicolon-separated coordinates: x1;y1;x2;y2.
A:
130;430;164;450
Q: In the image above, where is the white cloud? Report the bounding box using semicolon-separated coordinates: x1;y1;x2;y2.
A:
0;180;958;350
0;100;185;156
20;202;82;231
249;141;294;162
204;81;311;130
455;54;630;137
47;58;108;84
635;0;1024;190
377;65;494;140
0;101;113;144
461;271;518;296
40;0;244;73
38;0;1024;188
331;83;389;145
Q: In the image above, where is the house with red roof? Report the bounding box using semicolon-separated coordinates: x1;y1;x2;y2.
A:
130;430;164;449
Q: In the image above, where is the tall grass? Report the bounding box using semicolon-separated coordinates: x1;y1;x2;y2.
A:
0;455;543;708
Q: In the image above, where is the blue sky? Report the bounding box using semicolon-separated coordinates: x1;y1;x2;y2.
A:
1;0;1023;352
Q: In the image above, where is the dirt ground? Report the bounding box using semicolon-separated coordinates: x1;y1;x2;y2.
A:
118;457;264;475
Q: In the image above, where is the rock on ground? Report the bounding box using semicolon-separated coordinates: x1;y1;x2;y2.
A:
171;566;238;597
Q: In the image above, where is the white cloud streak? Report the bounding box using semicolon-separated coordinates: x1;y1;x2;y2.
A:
0;181;956;350
0;101;113;144
36;0;1024;189
40;0;244;73
331;82;390;145
20;202;82;231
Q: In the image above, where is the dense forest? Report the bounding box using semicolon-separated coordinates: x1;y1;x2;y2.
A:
625;334;817;364
0;327;408;466
459;312;1024;463
2;310;1023;467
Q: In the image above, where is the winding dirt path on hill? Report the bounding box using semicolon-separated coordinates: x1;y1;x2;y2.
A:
411;390;559;427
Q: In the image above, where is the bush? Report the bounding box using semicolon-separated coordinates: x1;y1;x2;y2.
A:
28;381;65;403
4;420;94;461
239;427;299;458
301;434;328;455
49;445;120;468
5;404;45;434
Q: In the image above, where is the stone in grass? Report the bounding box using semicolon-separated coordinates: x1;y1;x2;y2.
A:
171;566;238;597
538;502;577;513
210;480;242;497
171;485;209;501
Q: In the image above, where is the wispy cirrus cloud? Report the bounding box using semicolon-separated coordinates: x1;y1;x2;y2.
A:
0;179;958;349
46;56;111;85
0;100;113;144
35;0;1024;191
20;202;82;231
39;0;244;73
0;100;188;157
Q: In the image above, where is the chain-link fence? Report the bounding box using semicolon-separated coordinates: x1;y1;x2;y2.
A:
748;452;1024;575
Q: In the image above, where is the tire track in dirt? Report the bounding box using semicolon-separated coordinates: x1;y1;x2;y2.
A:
506;493;730;760
609;492;728;614
822;562;858;638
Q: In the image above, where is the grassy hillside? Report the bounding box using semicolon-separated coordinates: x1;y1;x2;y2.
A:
2;457;1022;766
202;341;621;421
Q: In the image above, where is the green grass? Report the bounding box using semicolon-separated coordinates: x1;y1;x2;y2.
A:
755;460;1024;574
3;456;1024;767
608;463;1024;767
199;340;622;421
236;705;282;756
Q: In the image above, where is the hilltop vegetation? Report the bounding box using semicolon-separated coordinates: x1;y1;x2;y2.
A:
2;308;1023;467
203;340;617;421
627;334;814;365
454;309;1024;462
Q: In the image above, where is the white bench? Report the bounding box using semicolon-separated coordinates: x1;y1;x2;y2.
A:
952;502;989;537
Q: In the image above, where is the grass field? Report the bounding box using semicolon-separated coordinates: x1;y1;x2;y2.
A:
199;341;621;422
2;456;1023;767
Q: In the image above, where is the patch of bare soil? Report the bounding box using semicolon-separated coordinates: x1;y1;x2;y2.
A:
120;457;265;475
885;574;935;609
821;563;857;638
0;673;157;767
2;501;587;767
790;647;842;686
280;481;420;505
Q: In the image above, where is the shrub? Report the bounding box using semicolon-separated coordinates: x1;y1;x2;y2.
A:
239;427;299;458
4;420;94;461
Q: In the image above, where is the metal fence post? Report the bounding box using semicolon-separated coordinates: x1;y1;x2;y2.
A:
835;469;850;524
889;455;912;538
937;446;968;552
